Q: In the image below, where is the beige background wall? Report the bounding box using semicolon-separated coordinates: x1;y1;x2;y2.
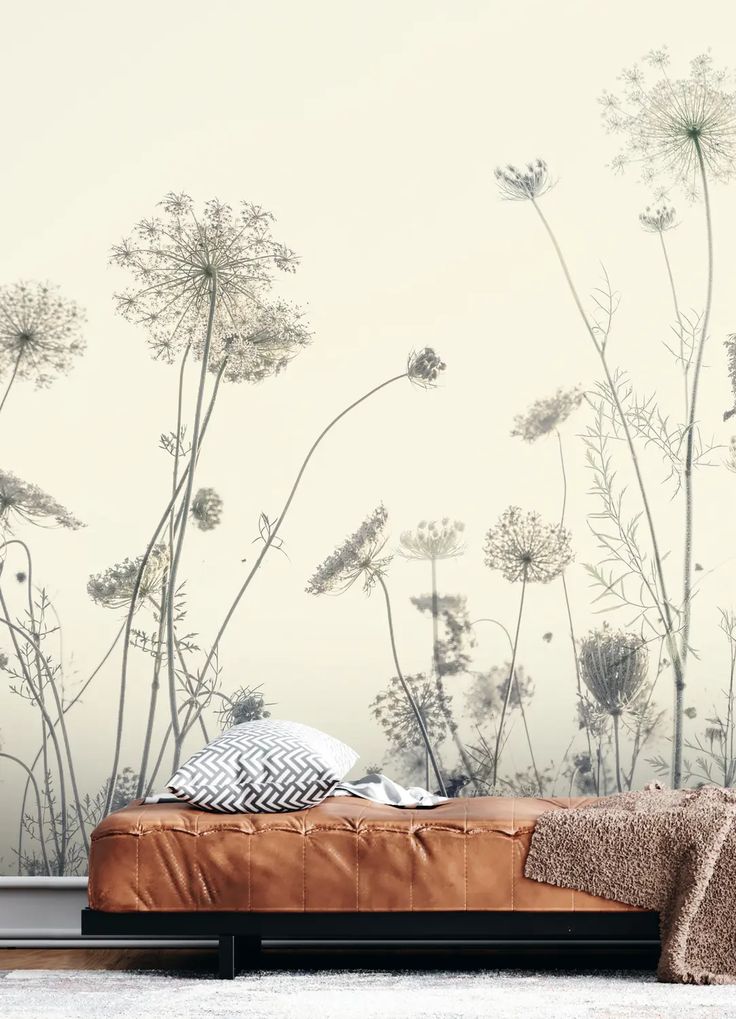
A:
1;0;735;871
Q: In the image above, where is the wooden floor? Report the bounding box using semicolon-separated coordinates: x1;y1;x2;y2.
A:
0;948;216;972
0;944;659;974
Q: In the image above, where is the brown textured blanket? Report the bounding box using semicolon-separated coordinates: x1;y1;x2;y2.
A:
525;785;736;984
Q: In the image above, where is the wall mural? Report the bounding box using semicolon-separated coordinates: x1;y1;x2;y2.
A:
2;44;736;874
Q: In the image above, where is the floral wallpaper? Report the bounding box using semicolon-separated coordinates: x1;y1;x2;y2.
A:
2;2;736;874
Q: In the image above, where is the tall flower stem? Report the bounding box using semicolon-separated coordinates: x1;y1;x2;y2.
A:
612;712;623;793
0;596;70;866
0;752;51;876
471;616;542;794
166;279;218;772
678;142;715;788
657;231;689;420
103;363;226;816
187;373;410;736
376;573;447;796
135;577;169;798
555;429;596;793
531;198;685;782
429;556;482;793
491;572;527;787
0;348;23;419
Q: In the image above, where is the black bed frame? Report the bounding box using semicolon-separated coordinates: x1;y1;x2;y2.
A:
81;908;660;979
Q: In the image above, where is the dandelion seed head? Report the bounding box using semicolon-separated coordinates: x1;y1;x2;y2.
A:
87;545;169;610
0;470;84;531
602;50;736;195
483;506;573;584
494;159;555;201
111;194;308;371
372;672;448;747
407;348;446;387
0;282;85;389
511;386;584;442
639;203;678;233
306;505;390;596
190;488;223;531
399;518;465;560
578;624;649;715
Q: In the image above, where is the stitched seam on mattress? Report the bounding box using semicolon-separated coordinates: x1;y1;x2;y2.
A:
135;829;140;912
302;815;306;912
90;821;522;840
510;798;515;910
248;825;252;912
355;827;360;911
195;813;200;912
463;800;468;911
410;810;414;912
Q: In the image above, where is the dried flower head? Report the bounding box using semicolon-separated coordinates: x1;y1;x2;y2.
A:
87;545;169;610
726;434;736;473
724;334;736;422
306;505;390;596
0;470;83;531
578;625;649;716
218;684;272;729
639;204;678;233
0;282;85;389
602;49;736;196
511;387;584;442
197;299;310;384
191;488;223;531
407;348;446;387
399;518;465;560
111;193;307;366
494;160;555;201
371;672;448;748
484;506;573;584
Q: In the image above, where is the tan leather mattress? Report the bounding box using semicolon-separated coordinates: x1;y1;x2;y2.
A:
88;795;637;913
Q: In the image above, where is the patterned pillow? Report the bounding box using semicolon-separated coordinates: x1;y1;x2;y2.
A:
167;719;359;813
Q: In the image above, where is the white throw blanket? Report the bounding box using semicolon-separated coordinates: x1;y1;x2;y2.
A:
145;773;446;810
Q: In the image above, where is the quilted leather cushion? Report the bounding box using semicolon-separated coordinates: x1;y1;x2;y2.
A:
88;795;642;913
167;719;358;812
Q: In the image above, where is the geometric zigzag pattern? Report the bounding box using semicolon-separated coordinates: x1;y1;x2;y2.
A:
167;719;358;813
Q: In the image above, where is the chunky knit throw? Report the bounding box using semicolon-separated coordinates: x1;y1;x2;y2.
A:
525;785;736;984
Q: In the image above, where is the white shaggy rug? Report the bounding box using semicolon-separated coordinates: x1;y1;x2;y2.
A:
1;969;736;1019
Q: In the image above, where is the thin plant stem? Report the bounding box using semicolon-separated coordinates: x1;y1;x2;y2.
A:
0;593;68;869
678;141;714;788
376;573;447;796
189;372;410;734
0;348;23;419
657;230;689;421
491;571;527;788
136;577;169;798
429;556;482;793
471;616;542;794
0;601;89;853
531;198;685;781
103;362;226;816
166;279;218;771
0;752;51;876
555;428;596;793
612;712;623;793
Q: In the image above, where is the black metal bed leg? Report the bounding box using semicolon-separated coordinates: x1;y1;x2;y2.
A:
218;934;261;978
218;935;236;979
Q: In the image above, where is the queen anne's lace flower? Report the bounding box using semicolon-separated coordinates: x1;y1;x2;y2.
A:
724;334;736;422
578;625;649;715
399;518;465;560
639;204;678;233
511;387;583;442
306;506;390;595
494;160;555;201
218;685;272;729
0;470;83;530
484;506;573;584
111;193;309;371
190;488;223;531
87;545;169;609
407;348;446;387
601;49;736;195
0;281;85;388
371;672;448;746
